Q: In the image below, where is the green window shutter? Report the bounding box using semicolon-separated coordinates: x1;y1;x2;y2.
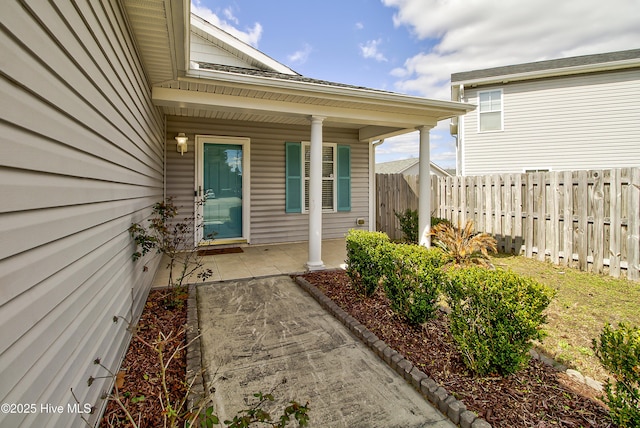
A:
336;145;351;211
285;142;302;213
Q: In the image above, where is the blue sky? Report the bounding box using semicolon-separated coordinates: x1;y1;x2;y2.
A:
192;0;640;168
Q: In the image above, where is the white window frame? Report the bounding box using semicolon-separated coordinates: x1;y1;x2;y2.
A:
477;89;503;133
302;142;337;213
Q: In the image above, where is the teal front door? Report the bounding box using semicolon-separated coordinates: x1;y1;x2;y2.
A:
200;142;243;241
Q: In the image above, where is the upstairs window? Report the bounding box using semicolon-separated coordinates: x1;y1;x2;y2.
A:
478;89;503;132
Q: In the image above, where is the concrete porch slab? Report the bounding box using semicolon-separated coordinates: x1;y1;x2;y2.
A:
197;275;454;427
152;238;348;287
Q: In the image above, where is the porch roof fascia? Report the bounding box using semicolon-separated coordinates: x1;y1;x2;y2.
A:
153;68;475;141
183;67;474;118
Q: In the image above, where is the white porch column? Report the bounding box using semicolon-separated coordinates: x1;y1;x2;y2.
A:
418;125;434;247
307;116;326;270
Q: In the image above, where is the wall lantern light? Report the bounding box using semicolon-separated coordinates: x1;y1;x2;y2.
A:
175;132;188;155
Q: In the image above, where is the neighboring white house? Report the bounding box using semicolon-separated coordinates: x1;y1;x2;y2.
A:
0;1;472;426
376;158;452;177
450;49;640;176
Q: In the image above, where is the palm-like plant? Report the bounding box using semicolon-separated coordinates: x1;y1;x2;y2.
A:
430;220;497;267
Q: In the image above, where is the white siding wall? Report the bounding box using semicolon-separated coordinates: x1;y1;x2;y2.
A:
190;32;255;68
0;1;164;427
166;116;370;244
461;69;640;175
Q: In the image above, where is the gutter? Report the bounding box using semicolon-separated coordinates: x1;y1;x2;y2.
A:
369;140;385;232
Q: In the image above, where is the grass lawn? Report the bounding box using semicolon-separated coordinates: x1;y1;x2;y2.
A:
491;253;640;384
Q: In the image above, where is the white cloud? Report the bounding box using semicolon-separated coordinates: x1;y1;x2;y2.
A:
360;39;388;62
355;22;364;30
288;43;313;65
191;1;262;47
222;7;239;25
382;0;640;100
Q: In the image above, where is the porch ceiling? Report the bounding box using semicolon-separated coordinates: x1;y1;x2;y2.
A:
123;0;187;85
152;70;474;142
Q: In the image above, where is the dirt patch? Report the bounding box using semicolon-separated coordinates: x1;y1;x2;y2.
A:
100;288;188;427
302;270;614;428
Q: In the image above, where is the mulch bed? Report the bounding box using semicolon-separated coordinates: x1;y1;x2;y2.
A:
302;270;614;428
100;288;189;427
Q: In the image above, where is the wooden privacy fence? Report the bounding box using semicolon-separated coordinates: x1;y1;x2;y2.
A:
376;173;436;241
376;169;640;280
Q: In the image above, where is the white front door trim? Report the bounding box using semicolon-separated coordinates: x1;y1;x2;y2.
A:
195;135;251;246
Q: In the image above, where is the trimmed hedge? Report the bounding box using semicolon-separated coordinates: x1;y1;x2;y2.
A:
381;243;446;325
593;323;640;427
345;229;390;296
444;267;555;376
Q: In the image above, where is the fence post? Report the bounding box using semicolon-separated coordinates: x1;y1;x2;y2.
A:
628;168;640;280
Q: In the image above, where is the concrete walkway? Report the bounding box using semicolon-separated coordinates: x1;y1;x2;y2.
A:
197;275;454;427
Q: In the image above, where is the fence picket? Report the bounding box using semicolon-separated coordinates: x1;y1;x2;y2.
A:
577;170;589;271
592;170;605;274
562;170;573;266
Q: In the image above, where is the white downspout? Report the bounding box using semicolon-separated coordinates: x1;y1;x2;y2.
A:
369;139;385;231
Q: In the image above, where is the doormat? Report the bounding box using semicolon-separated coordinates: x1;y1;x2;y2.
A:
198;247;244;256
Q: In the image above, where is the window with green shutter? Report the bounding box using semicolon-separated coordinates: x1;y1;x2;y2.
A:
285;142;351;213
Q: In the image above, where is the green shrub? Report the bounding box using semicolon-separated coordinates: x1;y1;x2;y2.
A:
593;323;640;427
345;230;390;296
393;209;452;244
394;209;419;243
381;243;446;325
444;267;554;376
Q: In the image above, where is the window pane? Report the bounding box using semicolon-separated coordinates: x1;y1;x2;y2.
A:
322;180;334;209
479;92;492;112
322;146;333;161
322;162;333;177
304;179;309;210
491;92;501;110
304;146;310;177
480;111;501;131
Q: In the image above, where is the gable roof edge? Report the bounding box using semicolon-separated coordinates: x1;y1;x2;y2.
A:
451;49;640;87
190;13;298;75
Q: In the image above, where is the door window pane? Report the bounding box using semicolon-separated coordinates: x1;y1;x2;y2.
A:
203;143;243;240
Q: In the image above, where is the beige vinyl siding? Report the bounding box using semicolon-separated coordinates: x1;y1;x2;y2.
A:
0;1;164;427
461;69;640;175
166;116;369;244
